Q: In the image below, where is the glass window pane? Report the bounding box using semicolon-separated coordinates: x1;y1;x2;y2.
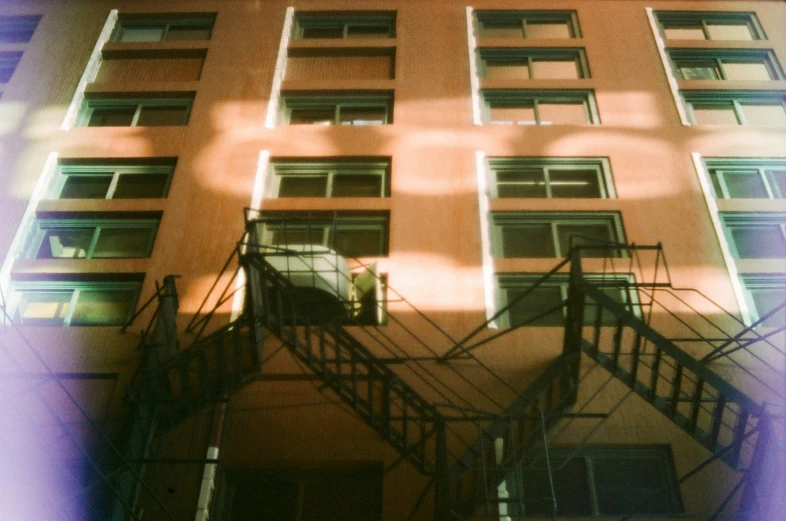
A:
38;229;94;259
338;107;386;126
332;175;382;197
721;171;769;198
723;62;772;81
549;169;602;198
331;228;384;257
767;170;786;198
500;224;555;257
497;169;547;198
557;223;614;257
532;59;579;79
526;22;571;39
730;226;786;258
663;25;706;40
692;103;739;125
92;228;154;258
88;107;136;127
748;287;786;327
345;25;390;38
584;286;631;326
0;25;37;44
490;105;536;124
118;26;164;42
70;291;135;326
289;108;334;124
485;63;530;80
136;106;189;126
301;26;344;39
113;173;170;198
481;22;523;38
268;227;324;247
741;104;786;126
506;286;564;326
18;291;71;325
538;101;588;124
278;176;329;197
707;23;754;41
163;25;211;41
677;63;720;80
593;457;671;514
60;175;113;199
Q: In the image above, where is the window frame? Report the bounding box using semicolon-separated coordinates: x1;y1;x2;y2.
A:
292;12;396;40
110;14;216;42
11;278;143;327
655;11;765;41
77;95;195;128
739;275;786;327
490;212;626;259
488;157;614;199
51;159;176;200
668;49;783;81
482;90;599;125
720;213;786;259
705;158;786;200
475;10;581;39
0;51;22;84
279;93;393;126
682;91;786;126
269;160;390;198
26;215;161;260
478;48;590;80
0;15;41;44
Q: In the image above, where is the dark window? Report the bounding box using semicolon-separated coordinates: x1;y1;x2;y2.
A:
0;51;23;83
270;160;389;198
0;15;41;44
112;15;215;42
79;96;194;127
489;158;612;198
54;159;175;200
293;12;395;40
475;11;580;39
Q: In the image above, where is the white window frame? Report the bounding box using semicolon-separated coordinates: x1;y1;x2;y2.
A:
720;213;786;259
705;158;786;200
51;160;176;200
683;91;786;126
77;96;195;127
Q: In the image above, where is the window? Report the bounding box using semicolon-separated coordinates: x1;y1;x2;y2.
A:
77;95;195;127
669;49;783;81
280;93;392;126
475;11;580;39
491;213;625;258
257;213;389;258
656;11;765;41
496;274;637;327
488;158;613;198
683;91;786;126
740;276;786;327
483;90;598;125
52;159;175;199
269;160;389;198
0;51;22;83
111;14;215;42
508;446;682;516
0;15;41;44
27;215;160;259
478;48;588;80
706;158;786;199
12;276;143;327
721;214;786;259
292;12;395;39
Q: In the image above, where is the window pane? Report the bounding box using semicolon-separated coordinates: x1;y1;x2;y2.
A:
538;101;587;124
549;169;602;198
741;104;786;126
506;286;564;326
88;107;136;127
289;108;335;125
92;228;154;258
520;457;592;515
485;63;530;80
338;107;386;125
0;55;19;83
557;223;614;257
60;175;113;199
301;26;344;39
497;170;547;198
118;26;164;42
268;227;324;246
481;22;523;38
593;456;672;514
768;170;786;198
490;105;536;124
278;176;329;197
163;25;211;41
723;62;772;81
584;286;631;326
113;173;170;198
18;291;71;325
532;59;579;79
70;291;135;326
663;25;706;40
730;226;786;258
692;103;739;125
678;63;720;80
332;175;382;197
345;25;390;38
136;106;189;126
38;229;94;259
500;224;555;257
707;23;754;41
331;228;384;257
721;171;769;198
526;22;571;39
748;287;786;327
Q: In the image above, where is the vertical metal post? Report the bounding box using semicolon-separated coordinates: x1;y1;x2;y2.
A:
434;414;451;521
562;250;585;400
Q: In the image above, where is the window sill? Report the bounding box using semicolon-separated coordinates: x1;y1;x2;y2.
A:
489;199;618;212
474;37;585;48
733;258;786;274
101;41;209;53
35;199;168;214
84;82;200;95
288;38;397;50
11;258;152;274
479;78;593;90
677;79;786;91
260;198;392;212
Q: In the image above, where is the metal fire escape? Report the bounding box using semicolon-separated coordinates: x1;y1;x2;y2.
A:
2;210;784;520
